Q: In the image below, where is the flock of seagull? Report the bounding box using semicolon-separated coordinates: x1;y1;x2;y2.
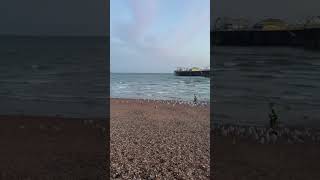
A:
134;98;210;107
214;124;320;144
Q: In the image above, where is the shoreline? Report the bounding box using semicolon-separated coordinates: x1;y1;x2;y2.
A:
110;97;210;106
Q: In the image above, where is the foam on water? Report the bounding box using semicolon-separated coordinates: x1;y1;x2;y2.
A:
111;73;210;102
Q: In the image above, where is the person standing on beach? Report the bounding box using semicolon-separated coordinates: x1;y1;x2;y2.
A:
194;94;198;104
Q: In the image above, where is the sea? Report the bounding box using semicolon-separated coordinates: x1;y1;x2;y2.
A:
2;36;320;127
111;73;210;102
0;36;209;118
0;36;109;118
213;46;320;127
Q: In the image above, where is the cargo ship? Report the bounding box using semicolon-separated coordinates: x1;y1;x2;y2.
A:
212;17;320;49
174;67;210;77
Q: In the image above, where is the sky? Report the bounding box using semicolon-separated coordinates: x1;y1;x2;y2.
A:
110;0;210;73
0;0;108;36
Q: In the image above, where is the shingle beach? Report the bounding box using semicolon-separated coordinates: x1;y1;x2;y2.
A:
111;98;210;179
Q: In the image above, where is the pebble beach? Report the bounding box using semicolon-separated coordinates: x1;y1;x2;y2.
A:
110;98;210;179
213;124;320;180
0;115;106;179
2;98;319;179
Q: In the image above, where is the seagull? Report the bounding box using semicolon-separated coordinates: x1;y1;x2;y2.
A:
270;134;277;144
221;127;228;137
254;132;259;141
265;133;270;144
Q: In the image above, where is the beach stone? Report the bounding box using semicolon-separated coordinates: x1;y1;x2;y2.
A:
147;174;156;180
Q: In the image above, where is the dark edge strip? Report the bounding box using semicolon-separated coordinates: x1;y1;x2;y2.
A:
210;0;214;179
106;0;111;179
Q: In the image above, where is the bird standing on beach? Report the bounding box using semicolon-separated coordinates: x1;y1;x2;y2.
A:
193;94;198;104
269;103;278;129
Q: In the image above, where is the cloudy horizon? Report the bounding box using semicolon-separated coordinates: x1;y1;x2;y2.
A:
111;0;210;73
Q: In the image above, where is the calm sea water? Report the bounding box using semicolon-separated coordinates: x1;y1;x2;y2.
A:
0;36;108;118
3;36;318;126
111;73;210;102
213;46;320;127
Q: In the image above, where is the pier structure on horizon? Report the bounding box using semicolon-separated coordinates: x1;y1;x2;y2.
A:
174;66;210;77
212;16;320;49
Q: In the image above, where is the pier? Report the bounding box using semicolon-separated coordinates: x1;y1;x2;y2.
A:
212;17;320;49
174;67;210;77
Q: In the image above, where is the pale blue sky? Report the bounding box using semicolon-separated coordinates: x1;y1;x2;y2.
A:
111;0;210;73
